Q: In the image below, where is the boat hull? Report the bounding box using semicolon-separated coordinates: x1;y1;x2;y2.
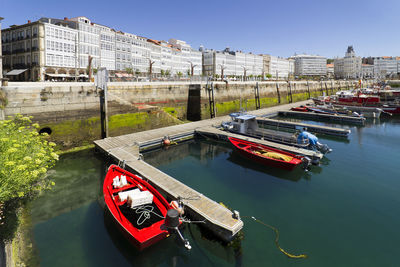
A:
103;165;171;250
228;137;303;171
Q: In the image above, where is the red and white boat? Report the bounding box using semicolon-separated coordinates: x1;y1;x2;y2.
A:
313;90;400;114
228;137;307;171
103;164;173;250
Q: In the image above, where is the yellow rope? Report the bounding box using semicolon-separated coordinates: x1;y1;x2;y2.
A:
249;216;308;259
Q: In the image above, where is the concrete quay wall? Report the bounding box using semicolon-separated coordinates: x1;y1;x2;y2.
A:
0;80;371;149
1;80;370;120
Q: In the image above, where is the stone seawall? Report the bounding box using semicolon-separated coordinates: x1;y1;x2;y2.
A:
0;80;371;148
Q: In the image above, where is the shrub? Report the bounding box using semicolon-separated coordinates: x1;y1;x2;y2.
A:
0;115;59;203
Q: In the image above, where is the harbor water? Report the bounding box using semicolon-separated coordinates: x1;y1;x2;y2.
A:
28;116;400;266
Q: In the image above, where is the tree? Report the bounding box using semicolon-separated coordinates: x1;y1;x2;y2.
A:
0;115;58;204
186;69;191;76
125;68;133;74
327;59;334;64
165;70;171;76
177;71;183;78
135;69;140;75
160;69;165;77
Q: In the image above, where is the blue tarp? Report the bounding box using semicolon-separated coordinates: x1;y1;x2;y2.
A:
297;131;318;145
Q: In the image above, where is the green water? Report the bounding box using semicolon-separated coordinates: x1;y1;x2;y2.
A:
29;117;400;266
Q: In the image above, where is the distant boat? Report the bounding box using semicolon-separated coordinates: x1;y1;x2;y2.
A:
103;164;173;250
228;137;307;171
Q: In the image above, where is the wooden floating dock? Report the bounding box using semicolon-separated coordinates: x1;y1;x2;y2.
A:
94;100;327;242
256;117;351;137
196;126;323;161
278;110;366;125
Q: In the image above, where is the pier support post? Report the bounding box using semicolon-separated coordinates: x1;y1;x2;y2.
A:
187;84;202;121
276;82;281;104
325;82;329;96
287;81;293;103
97;68;109;139
254;82;261;109
320;81;324;96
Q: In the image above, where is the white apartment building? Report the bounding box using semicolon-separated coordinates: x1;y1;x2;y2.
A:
334;46;362;79
44;22;77;70
0;17;3;79
2;16;203;80
131;35;150;73
373;57;398;78
263;55;294;79
69;17;100;70
362;64;374;78
203;48;263;78
291;54;327;76
94;23;115;71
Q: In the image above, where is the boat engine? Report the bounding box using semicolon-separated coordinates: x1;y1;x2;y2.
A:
301;156;312;171
165;209;191;250
316;142;332;154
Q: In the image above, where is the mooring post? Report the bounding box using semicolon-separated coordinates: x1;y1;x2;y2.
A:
324;81;329;96
306;81;311;99
255;82;261;110
320;81;324;95
96;68;109;139
287;81;293;103
206;81;216;119
276;82;281;104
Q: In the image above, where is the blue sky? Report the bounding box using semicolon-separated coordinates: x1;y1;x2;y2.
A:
1;0;399;58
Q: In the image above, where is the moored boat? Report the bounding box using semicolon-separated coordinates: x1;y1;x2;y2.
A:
228;137;308;171
103;164;173;250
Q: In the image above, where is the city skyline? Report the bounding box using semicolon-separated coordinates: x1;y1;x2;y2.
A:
1;0;399;58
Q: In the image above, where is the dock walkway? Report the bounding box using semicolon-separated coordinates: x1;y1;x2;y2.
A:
278;110;365;125
257;117;351;137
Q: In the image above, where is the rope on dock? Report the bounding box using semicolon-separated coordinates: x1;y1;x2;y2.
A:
245;216;308;259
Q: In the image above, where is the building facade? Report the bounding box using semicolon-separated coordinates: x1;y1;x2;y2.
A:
334;46;362;79
373;57;398;78
327;63;334;78
263;55;294;79
291;54;327;76
202;48;263;78
0;17;3;80
362;64;374;78
1;16;203;81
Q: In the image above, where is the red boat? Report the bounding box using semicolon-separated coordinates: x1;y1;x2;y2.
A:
103;164;172;250
228;137;304;171
291;106;309;112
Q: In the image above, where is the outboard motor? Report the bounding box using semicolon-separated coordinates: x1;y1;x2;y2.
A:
316;142;332;154
298;129;332;154
165;209;191;250
301;156;312;171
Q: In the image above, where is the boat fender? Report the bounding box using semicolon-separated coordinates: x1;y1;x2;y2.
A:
170;200;184;215
162;136;171;146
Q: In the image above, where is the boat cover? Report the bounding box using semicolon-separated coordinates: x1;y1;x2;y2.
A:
297;131;318;145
